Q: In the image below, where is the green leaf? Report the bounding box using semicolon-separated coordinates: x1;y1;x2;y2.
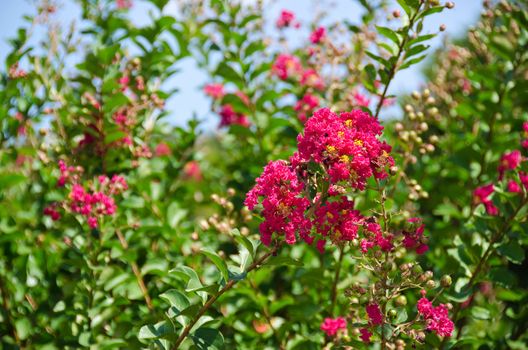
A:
397;0;412;16
138;321;174;340
400;54;427;70
497;241;525;264
201;248;229;282
266;256;303;267
215;62;244;88
471;306;491;320
191;328;224;350
489;267;517;287
160;289;190;315
405;44;430;59
376;26;400;45
394;308;408;324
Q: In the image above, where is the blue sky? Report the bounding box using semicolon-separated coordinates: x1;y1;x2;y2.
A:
1;0;482;127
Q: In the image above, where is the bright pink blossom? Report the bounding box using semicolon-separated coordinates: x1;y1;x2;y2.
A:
417;291;454;337
300;69;325;90
155;143;171;157
314;197;362;246
403;218;429;254
183;161;202;181
366;304;383;325
498;150;522;180
359;328;372;343
116;0;132;9
204;83;225;100
272;54;302;80
320;317;347;336
473;184;498;216
296;108;393;190
43;205;61;221
310;26;326;44
219;105;250;128
245;160;312;246
507;180;521;193
294;93;319;122
353;92;371;107
276;10;299;29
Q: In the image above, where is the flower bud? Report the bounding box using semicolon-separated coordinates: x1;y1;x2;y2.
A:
412;264;423;275
393;10;401;18
439;24;446;31
441;275;452;287
446;2;455;9
395;295;407;306
389;166;399;176
389;309;397;319
426;280;436;289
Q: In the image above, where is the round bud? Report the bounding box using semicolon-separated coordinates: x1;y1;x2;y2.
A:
412;264;423;275
191;232;199;241
404;104;413;113
426;280;436;289
420;122;428;131
446;2;455;9
393;10;401;18
430;135;439;143
395;122;404;131
441;275;452;287
390;166;399;176
350;297;360;305
439;24;446;32
446;302;453;310
412;91;420;100
227;188;236;197
423;89;430;98
424;271;434;280
389;309;398;319
395;295;407;306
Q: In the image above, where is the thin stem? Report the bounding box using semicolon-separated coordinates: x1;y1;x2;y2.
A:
330;245;345;315
374;6;422;119
116;229;153;310
248;279;285;350
0;273;20;345
439;197;528;348
171;245;279;349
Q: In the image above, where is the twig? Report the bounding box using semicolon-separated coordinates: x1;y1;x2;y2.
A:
115;229;153;310
171;245;279;349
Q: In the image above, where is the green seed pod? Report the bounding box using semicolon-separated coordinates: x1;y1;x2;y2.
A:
441;275;452;288
395;295;407;307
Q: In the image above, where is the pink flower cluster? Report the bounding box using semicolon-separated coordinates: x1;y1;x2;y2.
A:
116;0;132;9
203;83;251;128
498;150;521;180
417;291;454;337
246;108;397;251
296;108;393;189
473;184;498;215
366;304;383;325
219;105;250;128
402;218;429;255
522;122;528;148
294;93;319;122
58;160;82;187
204;83;225;100
320;317;347;336
473;124;528;215
245;160;311;246
314;197;362;249
272;54;303;80
45;162;127;229
276;10;300;29
310;26;326;44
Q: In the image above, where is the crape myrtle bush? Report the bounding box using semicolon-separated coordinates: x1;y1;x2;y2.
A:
0;0;527;349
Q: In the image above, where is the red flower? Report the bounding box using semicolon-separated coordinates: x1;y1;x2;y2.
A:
320;317;347;336
204;83;225;100
366;304;383;325
310;26;326;44
498;150;522;180
276;10;299;29
417;291;454;337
